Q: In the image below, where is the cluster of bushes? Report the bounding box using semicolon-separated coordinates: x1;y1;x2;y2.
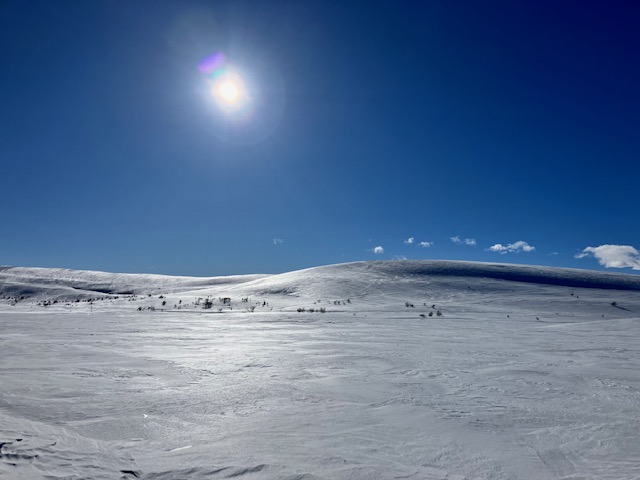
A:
332;299;351;305
1;295;27;305
405;300;443;318
37;299;59;306
187;296;270;312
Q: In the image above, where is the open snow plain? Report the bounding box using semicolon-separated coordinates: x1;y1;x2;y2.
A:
1;261;639;479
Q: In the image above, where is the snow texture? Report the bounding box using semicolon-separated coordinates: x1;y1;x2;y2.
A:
1;260;639;479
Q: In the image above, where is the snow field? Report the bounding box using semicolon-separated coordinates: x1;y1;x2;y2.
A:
1;261;639;479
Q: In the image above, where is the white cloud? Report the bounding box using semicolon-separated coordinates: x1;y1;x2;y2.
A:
488;240;536;254
418;241;433;248
392;255;407;260
404;237;414;245
273;238;284;245
575;244;640;270
451;236;476;246
373;246;384;254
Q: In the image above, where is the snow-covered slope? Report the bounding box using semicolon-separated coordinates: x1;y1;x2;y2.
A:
224;260;640;298
1;261;639;479
0;266;268;301
3;261;638;303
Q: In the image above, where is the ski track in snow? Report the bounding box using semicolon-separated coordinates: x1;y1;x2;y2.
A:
1;260;639;479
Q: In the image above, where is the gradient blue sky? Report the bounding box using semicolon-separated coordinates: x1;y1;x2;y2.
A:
1;0;639;276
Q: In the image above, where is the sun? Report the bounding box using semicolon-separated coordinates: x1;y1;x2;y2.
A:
217;80;240;102
211;71;249;112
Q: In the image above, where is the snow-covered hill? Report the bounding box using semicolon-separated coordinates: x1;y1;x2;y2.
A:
1;261;639;479
2;260;639;303
0;265;267;301
226;260;640;298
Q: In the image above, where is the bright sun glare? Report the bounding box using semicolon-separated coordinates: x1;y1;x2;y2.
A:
211;72;249;112
218;80;240;102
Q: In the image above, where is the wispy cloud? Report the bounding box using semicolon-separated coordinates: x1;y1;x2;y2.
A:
392;255;407;260
273;238;284;245
488;240;535;254
373;246;384;254
576;244;640;270
404;237;415;245
451;236;476;246
418;241;433;248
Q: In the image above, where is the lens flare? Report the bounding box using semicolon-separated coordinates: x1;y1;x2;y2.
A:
198;52;225;74
198;52;250;114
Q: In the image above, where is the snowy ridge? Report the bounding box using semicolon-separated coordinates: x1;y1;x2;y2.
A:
0;266;268;300
224;260;640;301
361;260;640;289
2;261;639;303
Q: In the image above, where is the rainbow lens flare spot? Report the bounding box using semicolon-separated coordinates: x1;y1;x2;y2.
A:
198;52;251;115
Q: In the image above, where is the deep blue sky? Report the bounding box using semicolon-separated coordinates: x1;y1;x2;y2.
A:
1;0;639;275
